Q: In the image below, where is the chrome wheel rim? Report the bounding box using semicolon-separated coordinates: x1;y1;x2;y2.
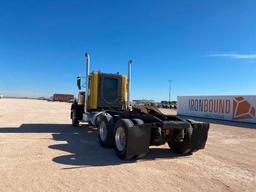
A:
115;126;126;151
99;121;107;141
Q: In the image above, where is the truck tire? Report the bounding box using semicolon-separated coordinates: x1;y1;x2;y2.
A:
168;125;193;155
71;101;84;127
71;103;79;127
114;119;135;160
188;121;209;152
98;114;115;148
71;111;79;127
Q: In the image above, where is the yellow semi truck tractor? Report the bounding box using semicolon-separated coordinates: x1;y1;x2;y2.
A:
71;53;209;159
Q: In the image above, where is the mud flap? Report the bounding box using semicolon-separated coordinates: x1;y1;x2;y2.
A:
126;124;151;158
190;122;209;151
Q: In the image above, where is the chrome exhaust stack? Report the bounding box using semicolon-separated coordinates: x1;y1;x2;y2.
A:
84;52;90;112
127;60;132;109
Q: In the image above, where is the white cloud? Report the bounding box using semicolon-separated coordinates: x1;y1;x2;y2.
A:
209;53;256;60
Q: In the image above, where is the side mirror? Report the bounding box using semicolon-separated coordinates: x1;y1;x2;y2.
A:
77;76;81;90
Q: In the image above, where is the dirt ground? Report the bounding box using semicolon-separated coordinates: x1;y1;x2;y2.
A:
0;98;255;192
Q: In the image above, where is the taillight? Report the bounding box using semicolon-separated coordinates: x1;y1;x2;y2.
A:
165;129;172;135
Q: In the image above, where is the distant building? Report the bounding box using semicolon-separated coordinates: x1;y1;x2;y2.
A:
0;94;3;99
52;94;74;102
133;99;155;106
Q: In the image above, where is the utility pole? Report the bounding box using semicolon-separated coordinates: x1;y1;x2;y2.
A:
168;80;172;103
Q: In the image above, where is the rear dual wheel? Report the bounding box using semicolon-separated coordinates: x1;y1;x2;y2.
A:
168;125;193;155
114;118;147;160
97;114;115;148
99;120;107;142
115;125;127;152
114;119;133;159
97;116;148;160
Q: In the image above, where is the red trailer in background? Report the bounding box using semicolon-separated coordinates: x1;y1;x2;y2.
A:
52;94;74;102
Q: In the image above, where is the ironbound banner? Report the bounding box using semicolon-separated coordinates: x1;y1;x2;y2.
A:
177;96;256;124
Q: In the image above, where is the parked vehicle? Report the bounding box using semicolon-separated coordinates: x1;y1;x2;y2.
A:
71;53;209;159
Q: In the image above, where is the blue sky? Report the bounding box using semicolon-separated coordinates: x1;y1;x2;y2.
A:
0;0;255;101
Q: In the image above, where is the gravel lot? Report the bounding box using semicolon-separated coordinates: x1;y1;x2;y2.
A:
0;98;255;192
